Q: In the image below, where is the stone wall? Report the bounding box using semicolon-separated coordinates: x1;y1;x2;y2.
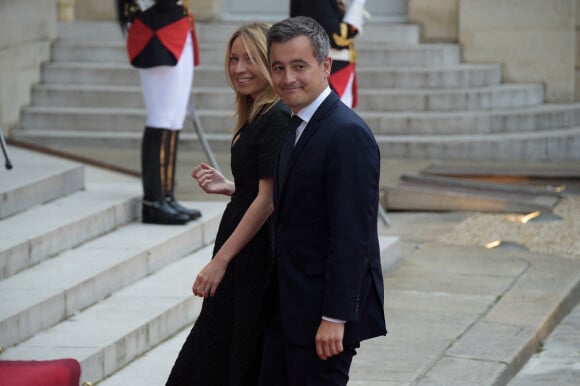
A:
459;0;576;103
576;0;580;100
74;0;115;20
408;0;459;43
0;0;58;131
74;0;221;21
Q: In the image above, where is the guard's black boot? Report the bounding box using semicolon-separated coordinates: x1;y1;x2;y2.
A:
164;130;202;221
141;127;189;225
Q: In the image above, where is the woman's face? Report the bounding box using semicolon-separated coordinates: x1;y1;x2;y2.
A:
228;37;269;100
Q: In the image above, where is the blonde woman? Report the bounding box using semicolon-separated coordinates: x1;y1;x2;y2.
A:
166;23;290;385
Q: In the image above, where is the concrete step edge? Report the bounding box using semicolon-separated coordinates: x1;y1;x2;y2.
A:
375;126;580;142
32;82;539;95
0;147;85;220
0;176;141;281
0;201;225;349
94;235;400;386
445;247;580;385
52;39;456;51
13;126;580;143
50;43;460;67
0;244;215;384
57;21;420;45
376;127;580;161
43;61;501;72
20;102;580;117
30;83;545;112
19;104;580;134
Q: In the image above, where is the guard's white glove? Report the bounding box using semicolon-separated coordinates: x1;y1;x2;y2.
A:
136;0;155;11
343;0;371;34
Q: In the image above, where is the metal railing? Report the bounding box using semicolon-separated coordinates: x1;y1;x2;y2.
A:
0;125;13;170
187;100;221;174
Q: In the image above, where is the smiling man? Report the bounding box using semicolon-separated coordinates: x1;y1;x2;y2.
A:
260;16;387;386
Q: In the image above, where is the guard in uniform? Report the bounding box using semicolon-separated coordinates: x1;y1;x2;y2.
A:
290;0;368;108
116;0;201;224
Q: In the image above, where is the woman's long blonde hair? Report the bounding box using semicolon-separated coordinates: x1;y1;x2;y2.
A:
225;23;280;132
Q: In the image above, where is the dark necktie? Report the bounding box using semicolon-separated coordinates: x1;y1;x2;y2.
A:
278;115;303;185
290;114;303;145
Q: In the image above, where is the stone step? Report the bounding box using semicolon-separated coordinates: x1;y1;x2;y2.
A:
97;326;191;386
508;300;580;386
0;165;140;281
18;106;235;134
375;126;580;161
0;147;84;220
96;235;402;386
40;62;502;90
357;43;460;67
56;21;420;45
360;84;544;112
0;244;215;385
19;103;580;136
0;236;397;386
11;129;233;153
364;103;580;135
51;39;459;67
0;200;223;350
51;40;226;66
16;20;579;163
357;64;502;89
30;83;544;112
57;21;124;42
12;126;580;161
31;84;235;110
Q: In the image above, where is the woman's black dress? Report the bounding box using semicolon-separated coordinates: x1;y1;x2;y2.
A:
166;101;290;386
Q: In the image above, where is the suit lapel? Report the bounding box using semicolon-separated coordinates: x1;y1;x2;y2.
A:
278;92;340;199
290;91;339;164
277;117;299;193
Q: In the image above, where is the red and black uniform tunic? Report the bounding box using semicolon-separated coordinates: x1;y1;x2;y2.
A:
117;0;200;130
118;0;199;68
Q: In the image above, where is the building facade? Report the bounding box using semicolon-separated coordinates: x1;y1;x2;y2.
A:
1;0;578;131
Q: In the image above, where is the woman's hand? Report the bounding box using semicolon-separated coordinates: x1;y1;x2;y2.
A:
190;178;273;300
192;258;228;298
192;163;234;195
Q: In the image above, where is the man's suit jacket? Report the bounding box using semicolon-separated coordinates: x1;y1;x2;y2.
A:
273;91;386;347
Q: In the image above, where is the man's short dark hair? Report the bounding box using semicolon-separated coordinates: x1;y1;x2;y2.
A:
267;16;330;64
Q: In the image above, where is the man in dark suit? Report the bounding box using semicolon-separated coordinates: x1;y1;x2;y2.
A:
260;16;386;386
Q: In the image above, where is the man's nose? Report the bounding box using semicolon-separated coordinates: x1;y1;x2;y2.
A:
282;70;295;83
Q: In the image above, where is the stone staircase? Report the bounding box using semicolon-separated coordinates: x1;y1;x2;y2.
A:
0;147;401;385
10;18;580;386
0;146;231;383
10;20;580;161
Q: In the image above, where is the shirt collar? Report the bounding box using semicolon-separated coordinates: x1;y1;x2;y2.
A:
293;86;331;124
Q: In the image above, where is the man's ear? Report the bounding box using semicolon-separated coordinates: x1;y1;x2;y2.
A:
322;56;332;77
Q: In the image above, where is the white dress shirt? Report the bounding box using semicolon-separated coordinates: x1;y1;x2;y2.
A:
293;86;332;145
